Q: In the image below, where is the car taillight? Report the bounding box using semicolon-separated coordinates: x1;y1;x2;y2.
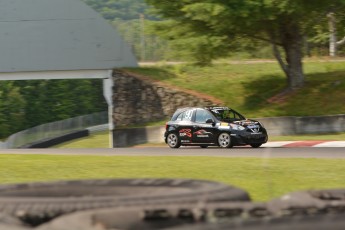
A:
165;123;168;130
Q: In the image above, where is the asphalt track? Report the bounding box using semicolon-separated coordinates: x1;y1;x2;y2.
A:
0;147;344;158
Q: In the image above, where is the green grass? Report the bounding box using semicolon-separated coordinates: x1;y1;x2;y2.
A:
124;60;345;118
0;155;344;201
53;131;110;148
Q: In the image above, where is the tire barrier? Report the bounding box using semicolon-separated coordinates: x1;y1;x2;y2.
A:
0;179;250;226
19;130;89;148
36;202;263;230
36;188;345;230
0;213;31;230
38;196;345;230
0;179;344;230
164;213;345;230
267;188;345;216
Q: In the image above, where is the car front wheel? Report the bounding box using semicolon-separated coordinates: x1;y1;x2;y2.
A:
167;133;181;148
218;132;232;148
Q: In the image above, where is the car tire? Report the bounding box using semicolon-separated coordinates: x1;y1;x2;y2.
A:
167;133;181;148
0;178;250;226
200;145;208;148
218;133;232;148
250;143;262;148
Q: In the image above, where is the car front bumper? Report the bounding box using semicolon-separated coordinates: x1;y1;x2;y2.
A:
231;130;268;145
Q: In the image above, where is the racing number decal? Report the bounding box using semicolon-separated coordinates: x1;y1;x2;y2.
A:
185;110;193;120
179;129;192;138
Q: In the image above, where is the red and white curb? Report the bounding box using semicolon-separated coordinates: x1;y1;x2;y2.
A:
262;141;345;148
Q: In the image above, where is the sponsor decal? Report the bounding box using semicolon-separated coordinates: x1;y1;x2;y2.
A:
181;140;190;143
194;129;212;138
194;129;212;135
219;122;231;130
179;129;192;138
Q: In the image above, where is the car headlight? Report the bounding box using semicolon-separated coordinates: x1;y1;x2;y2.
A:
230;124;245;130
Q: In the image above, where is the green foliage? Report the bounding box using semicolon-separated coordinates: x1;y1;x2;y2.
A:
0;82;26;137
307;11;345;56
111;19;169;61
81;0;345;61
145;0;345;64
82;0;149;21
0;80;107;139
81;0;284;61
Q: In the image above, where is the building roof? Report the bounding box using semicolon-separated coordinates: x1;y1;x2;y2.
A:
0;0;138;73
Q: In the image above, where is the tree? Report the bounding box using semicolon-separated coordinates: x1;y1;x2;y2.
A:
328;12;345;56
82;0;150;21
145;0;345;90
0;82;26;138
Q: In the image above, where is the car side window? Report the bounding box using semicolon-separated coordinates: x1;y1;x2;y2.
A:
223;110;240;121
195;109;213;123
229;111;236;119
232;111;242;120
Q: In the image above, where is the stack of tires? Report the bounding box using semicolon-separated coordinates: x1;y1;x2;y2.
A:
0;179;343;230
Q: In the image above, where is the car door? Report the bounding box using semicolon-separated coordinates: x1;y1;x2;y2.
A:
192;109;218;143
174;109;195;144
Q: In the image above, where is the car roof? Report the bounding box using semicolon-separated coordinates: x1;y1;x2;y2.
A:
205;106;231;110
175;106;231;110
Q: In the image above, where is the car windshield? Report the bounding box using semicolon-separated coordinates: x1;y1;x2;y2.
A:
209;107;246;122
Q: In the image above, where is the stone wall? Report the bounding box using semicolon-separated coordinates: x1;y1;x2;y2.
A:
112;70;222;126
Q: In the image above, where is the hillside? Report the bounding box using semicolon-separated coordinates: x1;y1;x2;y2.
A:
125;60;345;118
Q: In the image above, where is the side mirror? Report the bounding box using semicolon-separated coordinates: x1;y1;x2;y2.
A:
206;119;215;126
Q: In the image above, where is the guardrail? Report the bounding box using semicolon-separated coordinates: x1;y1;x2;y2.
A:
1;111;107;149
256;114;345;135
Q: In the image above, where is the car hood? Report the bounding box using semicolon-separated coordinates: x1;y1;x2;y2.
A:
220;119;261;127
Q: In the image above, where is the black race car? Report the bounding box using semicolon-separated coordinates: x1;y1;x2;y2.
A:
164;107;268;148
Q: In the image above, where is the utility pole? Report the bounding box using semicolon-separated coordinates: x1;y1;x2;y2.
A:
140;14;146;61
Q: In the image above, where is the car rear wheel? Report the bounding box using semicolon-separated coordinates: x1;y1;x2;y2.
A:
167;133;181;148
250;143;262;148
218;133;232;148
